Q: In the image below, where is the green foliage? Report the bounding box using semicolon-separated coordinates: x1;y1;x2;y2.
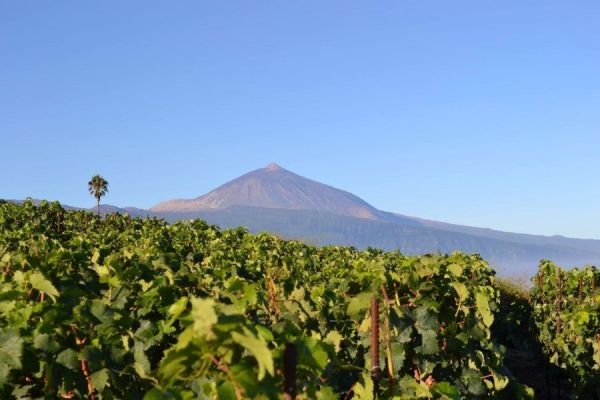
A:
531;260;600;397
0;200;531;398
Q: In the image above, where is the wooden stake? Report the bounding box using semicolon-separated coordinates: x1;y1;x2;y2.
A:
540;270;544;300
556;269;562;335
283;343;297;400
371;297;380;393
593;274;596;306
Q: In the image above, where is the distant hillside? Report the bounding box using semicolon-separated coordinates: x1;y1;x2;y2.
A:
95;204;148;217
6;200;148;217
156;206;600;276
413;216;600;255
8;199;83;211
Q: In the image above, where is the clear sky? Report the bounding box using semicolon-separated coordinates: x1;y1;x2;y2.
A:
1;1;599;238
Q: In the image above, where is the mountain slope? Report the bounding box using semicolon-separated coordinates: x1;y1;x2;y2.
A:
156;206;600;275
151;163;381;219
95;204;149;217
411;216;600;255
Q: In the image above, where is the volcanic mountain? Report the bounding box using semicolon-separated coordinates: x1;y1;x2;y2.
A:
151;163;381;219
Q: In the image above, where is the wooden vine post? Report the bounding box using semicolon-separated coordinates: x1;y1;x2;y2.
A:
283;343;297;400
593;272;596;306
371;296;380;394
556;268;562;335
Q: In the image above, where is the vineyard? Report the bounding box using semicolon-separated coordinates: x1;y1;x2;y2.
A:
2;199;595;399
531;261;600;398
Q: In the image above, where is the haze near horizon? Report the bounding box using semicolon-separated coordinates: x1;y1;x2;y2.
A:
1;1;599;239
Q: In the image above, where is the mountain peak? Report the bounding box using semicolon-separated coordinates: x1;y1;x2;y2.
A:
150;164;380;219
264;162;283;172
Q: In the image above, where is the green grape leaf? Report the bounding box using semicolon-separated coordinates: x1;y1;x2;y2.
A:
451;282;468;303
353;372;374;400
475;292;494;327
56;348;78;370
431;381;460;399
90;368;110;391
323;330;343;353
30;272;60;301
316;386;338;400
298;336;329;373
134;341;154;381
0;330;23;386
33;333;60;354
217;381;237;400
231;328;274;380
491;369;509;391
347;292;372;319
168;297;189;319
418;329;438;355
191;298;218;338
447;264;463;277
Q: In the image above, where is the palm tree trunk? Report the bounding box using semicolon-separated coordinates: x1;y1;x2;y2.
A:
97;198;100;216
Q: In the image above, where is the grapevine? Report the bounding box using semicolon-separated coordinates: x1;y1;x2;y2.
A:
531;260;600;398
0;200;532;399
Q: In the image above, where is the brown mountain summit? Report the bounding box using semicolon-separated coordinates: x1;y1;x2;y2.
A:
150;163;380;219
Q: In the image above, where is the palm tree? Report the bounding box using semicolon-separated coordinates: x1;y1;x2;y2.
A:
88;175;109;216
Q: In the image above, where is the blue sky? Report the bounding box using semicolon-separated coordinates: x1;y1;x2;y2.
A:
1;1;599;238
